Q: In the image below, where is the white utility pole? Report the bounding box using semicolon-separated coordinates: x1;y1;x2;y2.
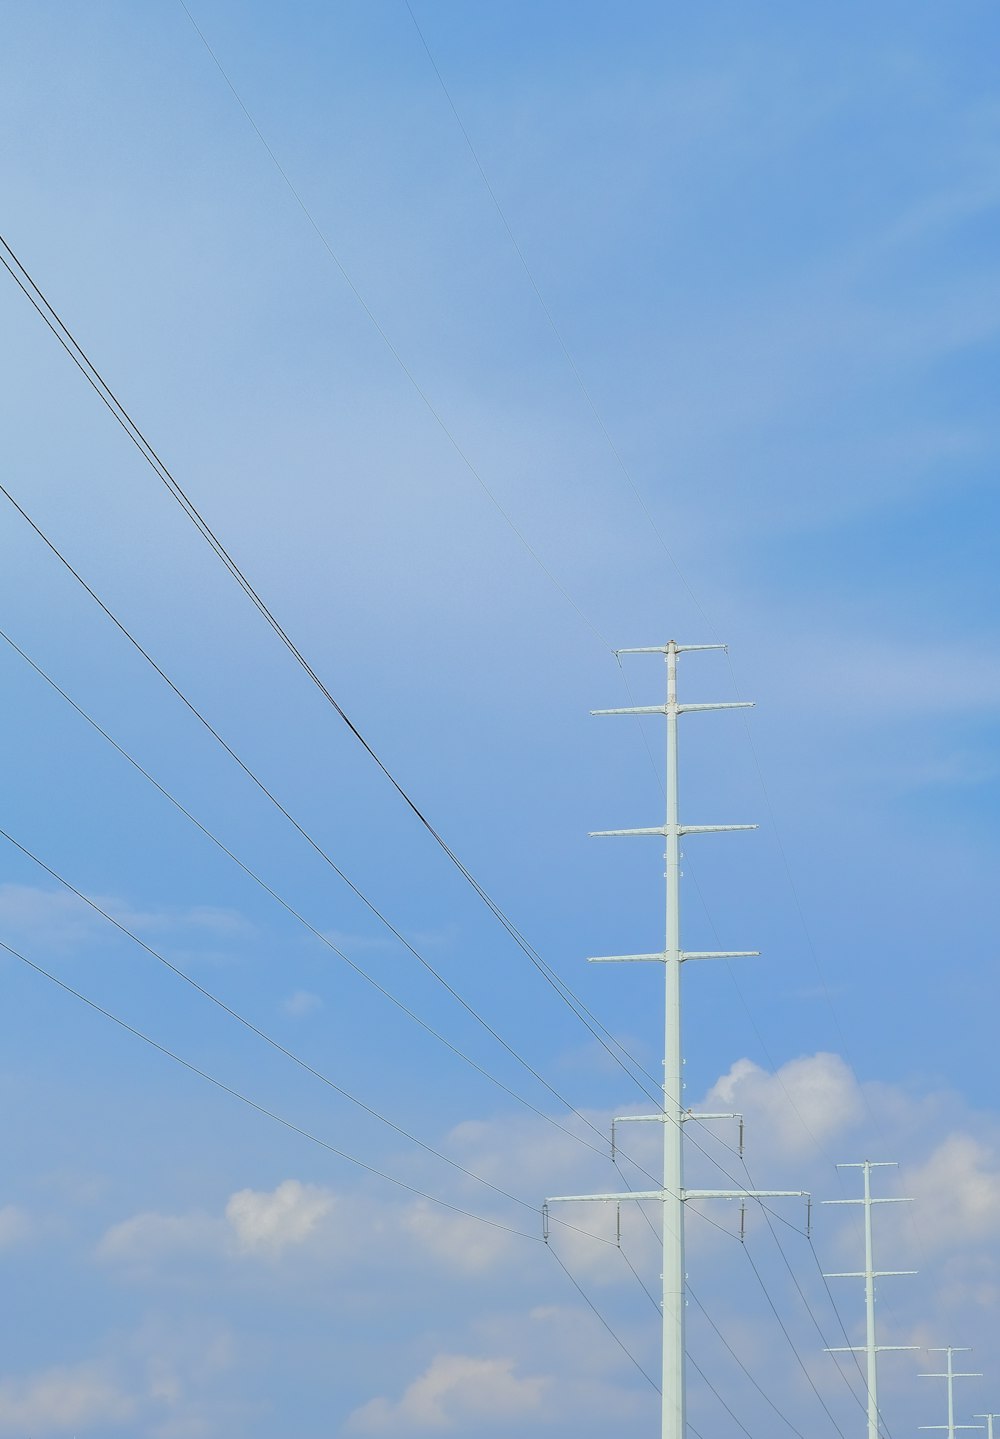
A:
920;1348;984;1439
974;1416;1000;1439
823;1160;917;1439
544;642;808;1439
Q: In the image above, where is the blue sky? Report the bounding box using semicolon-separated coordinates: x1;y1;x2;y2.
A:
1;2;999;1436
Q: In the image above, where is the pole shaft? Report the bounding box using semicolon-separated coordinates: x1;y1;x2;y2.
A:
949;1349;956;1439
662;642;685;1439
864;1161;879;1439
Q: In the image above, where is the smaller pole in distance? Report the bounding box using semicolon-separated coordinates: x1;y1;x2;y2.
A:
920;1347;984;1439
822;1160;916;1439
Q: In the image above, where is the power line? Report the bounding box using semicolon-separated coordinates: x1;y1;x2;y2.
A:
547;1243;660;1394
0;489;667;1146
0;623;663;1188
0;232;656;1099
687;1349;759;1439
176;5;609;647
0;823;627;1249
400;7;898;1237
741;1240;849;1439
752;1185;880;1435
0;935;537;1241
688;1284;808;1439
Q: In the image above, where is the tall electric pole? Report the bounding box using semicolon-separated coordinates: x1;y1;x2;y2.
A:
543;642;807;1439
921;1347;983;1439
822;1160;917;1439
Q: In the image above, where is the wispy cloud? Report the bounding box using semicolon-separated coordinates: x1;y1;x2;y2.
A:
347;1353;548;1433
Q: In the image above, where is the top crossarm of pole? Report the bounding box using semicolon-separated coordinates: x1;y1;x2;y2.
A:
823;1198;914;1206
837;1162;900;1169
614;644;728;655
592;702;754;715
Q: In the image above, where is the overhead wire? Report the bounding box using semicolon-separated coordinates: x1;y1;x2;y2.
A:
0;623;664;1189
173;0;901;1216
0;14;915;1423
0;488;669;1133
687;1350;760;1439
741;1239;850;1439
0;936;537;1241
0;234;658;1103
0;823;635;1245
400;0;907;1283
617;1241;775;1439
739;1150;885;1436
546;1242;660;1394
220;16;916;1431
687;1284;808;1439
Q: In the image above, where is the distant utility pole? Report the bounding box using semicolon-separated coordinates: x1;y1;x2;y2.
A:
823;1160;917;1439
974;1416;1000;1439
543;642;808;1439
921;1348;984;1439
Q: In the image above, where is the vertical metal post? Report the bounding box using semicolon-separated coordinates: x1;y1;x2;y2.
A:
862;1161;878;1439
663;641;684;1439
544;643;807;1439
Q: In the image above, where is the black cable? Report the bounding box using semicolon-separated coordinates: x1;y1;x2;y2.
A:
0;936;536;1240
0;623;657;1184
618;1244;660;1314
0;233;659;1102
0;824;621;1249
733;1146;882;1435
807;1233;896;1439
546;1244;660;1394
687;1285;807;1439
0;489;667;1156
687;1350;759;1439
741;1241;849;1439
618;1246;762;1439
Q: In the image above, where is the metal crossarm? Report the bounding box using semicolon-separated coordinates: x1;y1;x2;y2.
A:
591;701;754;716
588;949;758;964
613;644;728;655
589;823;757;837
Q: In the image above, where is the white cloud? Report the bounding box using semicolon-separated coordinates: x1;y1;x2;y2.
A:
0;1363;133;1434
0;884;251;955
907;1132;1000;1249
703;1051;864;1156
281;988;322;1017
347;1353;547;1433
225;1179;334;1255
0;884;98;953
96;1209;220;1267
0;1204;33;1249
402;1202;523;1276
